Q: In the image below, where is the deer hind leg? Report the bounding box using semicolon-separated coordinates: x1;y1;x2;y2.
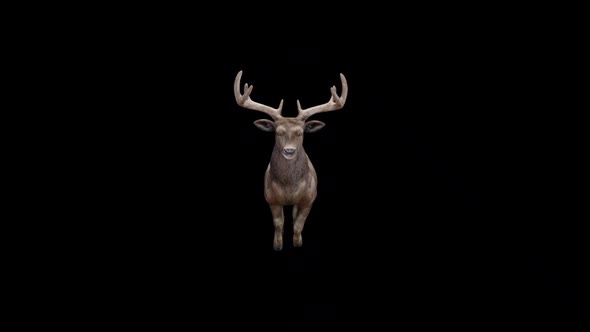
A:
293;205;312;247
270;205;285;251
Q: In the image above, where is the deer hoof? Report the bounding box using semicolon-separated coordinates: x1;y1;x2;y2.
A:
293;234;303;247
273;238;283;251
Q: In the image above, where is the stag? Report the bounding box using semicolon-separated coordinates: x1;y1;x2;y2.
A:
234;70;348;250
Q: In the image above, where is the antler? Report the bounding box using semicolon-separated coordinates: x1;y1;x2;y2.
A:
297;73;348;120
234;70;283;120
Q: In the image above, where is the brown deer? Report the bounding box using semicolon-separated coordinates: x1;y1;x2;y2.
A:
234;70;348;250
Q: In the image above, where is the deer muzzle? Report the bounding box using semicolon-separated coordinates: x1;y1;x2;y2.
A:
282;147;297;160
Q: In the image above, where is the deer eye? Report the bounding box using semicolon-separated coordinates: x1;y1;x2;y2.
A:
296;131;303;136
276;130;285;136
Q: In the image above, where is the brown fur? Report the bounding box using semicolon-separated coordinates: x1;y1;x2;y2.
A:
265;141;317;207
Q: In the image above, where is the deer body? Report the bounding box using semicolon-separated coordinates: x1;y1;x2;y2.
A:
265;143;318;250
234;71;348;250
265;144;316;207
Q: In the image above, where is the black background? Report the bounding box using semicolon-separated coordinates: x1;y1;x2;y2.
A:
47;9;588;330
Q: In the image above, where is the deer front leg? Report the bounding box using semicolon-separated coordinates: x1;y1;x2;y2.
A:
293;205;312;247
270;205;285;251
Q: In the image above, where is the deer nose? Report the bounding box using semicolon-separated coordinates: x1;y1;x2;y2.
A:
283;148;296;155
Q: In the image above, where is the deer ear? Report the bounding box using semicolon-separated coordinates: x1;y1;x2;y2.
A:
253;119;276;132
304;120;325;133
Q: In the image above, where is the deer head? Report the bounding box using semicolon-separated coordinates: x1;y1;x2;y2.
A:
234;70;348;160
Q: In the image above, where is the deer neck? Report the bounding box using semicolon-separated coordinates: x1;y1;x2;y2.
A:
269;144;309;185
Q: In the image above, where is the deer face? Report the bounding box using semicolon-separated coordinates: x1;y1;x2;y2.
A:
254;118;325;160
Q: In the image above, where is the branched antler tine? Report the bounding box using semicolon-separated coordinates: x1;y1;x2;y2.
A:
297;73;348;120
277;99;284;113
240;83;253;103
234;70;245;104
339;73;348;104
330;86;338;101
233;70;282;120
